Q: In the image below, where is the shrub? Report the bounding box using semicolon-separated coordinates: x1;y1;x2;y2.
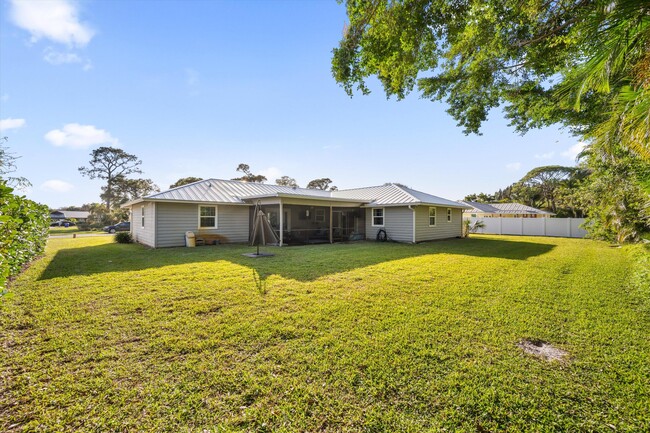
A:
462;219;485;237
0;181;49;290
115;232;133;244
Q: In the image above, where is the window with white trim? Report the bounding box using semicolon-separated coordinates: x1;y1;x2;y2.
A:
372;208;384;226
141;205;145;228
447;208;452;222
429;207;437;226
199;205;217;228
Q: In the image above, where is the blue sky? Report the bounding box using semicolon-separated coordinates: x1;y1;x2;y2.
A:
0;0;584;209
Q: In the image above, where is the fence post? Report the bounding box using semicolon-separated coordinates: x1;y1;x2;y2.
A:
520;217;524;235
568;218;572;238
499;217;502;235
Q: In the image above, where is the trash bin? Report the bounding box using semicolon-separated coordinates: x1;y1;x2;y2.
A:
185;231;196;247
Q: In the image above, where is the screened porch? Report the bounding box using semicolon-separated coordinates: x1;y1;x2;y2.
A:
253;204;366;245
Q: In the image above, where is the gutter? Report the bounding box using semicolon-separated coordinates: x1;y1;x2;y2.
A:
408;205;416;244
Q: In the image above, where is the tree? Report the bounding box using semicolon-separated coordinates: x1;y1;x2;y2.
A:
104;175;160;207
332;1;649;160
85;203;113;227
576;145;650;242
306;178;336;190
276;176;298;188
170;177;203;188
232;163;267;183
463;193;495;203
78;147;142;209
0;137;30;189
519;166;577;213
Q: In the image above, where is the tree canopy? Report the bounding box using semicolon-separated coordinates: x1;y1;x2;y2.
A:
232;164;267;183
170;177;203;189
78;147;142;209
332;0;649;160
306;178;336;190
104;176;160;208
275;176;299;188
0;137;30;189
519;166;579;213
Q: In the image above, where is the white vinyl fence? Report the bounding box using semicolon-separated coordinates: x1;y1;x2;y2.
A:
465;217;588;238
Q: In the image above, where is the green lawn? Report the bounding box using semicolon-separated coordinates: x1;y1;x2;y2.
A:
1;236;648;432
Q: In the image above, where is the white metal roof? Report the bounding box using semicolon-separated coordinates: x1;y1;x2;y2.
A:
333;184;467;208
459;201;554;215
123;179;465;208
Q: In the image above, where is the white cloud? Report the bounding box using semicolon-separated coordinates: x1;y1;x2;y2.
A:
534;151;555;160
0;118;26;132
41;179;74;192
43;47;80;64
561;141;587;161
259;166;283;181
506;162;522;171
45;123;119;149
10;0;95;47
42;47;92;69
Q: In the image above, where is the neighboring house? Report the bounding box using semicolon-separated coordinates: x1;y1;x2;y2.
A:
122;179;469;248
50;210;90;222
458;201;554;218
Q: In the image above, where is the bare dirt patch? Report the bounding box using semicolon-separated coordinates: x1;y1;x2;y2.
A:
518;339;569;362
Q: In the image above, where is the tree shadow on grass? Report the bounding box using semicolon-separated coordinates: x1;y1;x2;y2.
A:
39;237;555;282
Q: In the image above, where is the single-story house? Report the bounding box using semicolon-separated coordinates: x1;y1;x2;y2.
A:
50;210;90;222
458;201;554;218
122;179;469;248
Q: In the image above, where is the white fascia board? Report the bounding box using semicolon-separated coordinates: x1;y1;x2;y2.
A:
123;198;251;207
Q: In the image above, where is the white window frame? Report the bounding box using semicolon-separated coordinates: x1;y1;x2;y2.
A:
447;208;452;222
429;207;437;227
372;208;385;227
198;205;218;229
141;205;145;228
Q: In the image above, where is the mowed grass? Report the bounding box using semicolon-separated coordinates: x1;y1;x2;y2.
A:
49;226;101;235
1;235;648;432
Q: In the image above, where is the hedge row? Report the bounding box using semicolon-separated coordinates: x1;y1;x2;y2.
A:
0;181;50;290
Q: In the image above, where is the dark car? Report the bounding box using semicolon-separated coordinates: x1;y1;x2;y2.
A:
104;222;130;233
50;220;75;227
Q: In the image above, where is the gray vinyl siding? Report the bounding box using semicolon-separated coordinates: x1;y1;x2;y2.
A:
414;206;462;241
155;202;250;248
130;202;156;247
365;207;414;243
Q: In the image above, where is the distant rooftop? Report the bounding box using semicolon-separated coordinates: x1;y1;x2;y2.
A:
459;201;554;215
50;210;90;219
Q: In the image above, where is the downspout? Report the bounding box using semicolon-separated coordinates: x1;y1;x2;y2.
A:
408;205;416;243
279;199;284;247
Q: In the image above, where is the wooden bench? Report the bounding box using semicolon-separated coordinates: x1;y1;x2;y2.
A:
195;233;227;246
